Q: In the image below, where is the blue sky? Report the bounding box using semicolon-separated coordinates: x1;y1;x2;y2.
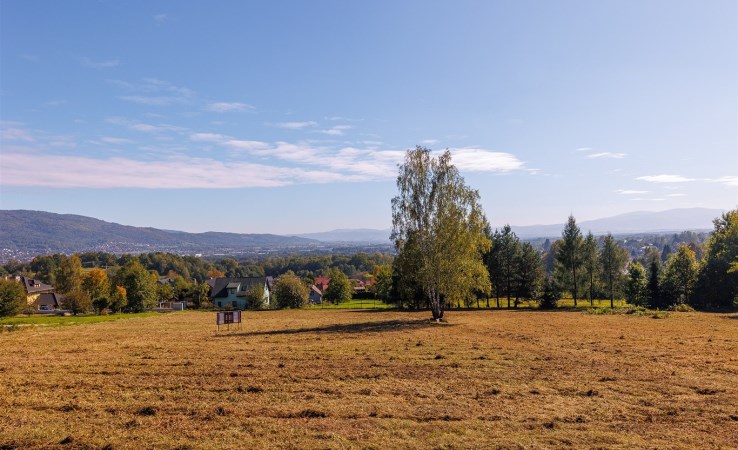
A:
1;0;736;234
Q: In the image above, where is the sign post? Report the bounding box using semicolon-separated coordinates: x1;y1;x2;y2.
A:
216;310;242;332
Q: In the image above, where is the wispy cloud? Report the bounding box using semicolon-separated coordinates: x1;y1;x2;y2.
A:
100;137;133;145
616;189;649;195
273;121;317;130
320;125;352;136
636;174;696;183
0;124;35;142
0;152;363;189
206;102;254;113
576;147;592;152
110;78;194;106
105;116;185;134
223;139;271;152
667;193;687;197
190;133;229;143
81;57;120;69
119;95;186;106
420;139;439;145
586;152;627;159
448;148;525;172
711;176;738;187
153;13;168;23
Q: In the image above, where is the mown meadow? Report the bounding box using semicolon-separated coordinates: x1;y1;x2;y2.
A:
1;309;737;449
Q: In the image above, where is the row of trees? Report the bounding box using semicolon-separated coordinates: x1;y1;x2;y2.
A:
390;146;738;317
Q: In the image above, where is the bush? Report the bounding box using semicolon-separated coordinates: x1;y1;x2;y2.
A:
669;303;695;312
273;273;309;309
0;279;26;317
538;277;561;309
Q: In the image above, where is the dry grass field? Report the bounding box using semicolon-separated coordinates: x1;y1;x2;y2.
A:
1;309;737;449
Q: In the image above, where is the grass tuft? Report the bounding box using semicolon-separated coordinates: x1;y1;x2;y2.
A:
136;406;157;416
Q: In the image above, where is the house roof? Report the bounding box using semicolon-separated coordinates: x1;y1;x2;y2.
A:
20;276;54;294
315;276;330;285
209;277;270;299
310;285;322;295
35;292;63;307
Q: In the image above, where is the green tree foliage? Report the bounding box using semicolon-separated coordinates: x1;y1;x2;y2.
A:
647;260;663;308
482;224;500;308
29;255;57;285
0;279;26;317
600;233;629;308
273;272;309;309
54;255;84;294
324;268;353;304
109;286;128;312
538;276;561;309
192;282;211;309
514;242;543;304
372;264;393;303
82;268;110;314
625;262;648;307
114;260;157;312
391;147;490;320
662;244;698;306
694;209;738;308
156;282;174;304
581;232;599;306
555;215;584;306
61;290;91;315
245;283;267;310
495;225;520;308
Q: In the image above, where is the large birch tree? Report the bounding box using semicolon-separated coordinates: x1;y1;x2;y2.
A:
391;147;490;321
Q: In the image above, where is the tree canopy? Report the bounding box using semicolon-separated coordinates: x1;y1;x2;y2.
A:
0;279;26;317
391;146;490;320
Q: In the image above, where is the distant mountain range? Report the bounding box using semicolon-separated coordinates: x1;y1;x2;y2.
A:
0;208;724;258
293;228;392;243
296;207;724;242
509;208;723;238
0;210;318;255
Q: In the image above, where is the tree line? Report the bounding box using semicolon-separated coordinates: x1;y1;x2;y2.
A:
389;147;738;318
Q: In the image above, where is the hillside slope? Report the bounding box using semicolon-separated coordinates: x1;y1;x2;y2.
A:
0;210;317;254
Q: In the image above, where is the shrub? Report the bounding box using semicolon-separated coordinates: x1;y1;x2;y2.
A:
0;279;26;317
538;277;561;309
670;303;695;312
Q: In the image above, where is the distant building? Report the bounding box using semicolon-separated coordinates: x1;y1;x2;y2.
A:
207;277;271;310
315;275;330;292
19;276;55;308
35;292;64;311
309;285;323;304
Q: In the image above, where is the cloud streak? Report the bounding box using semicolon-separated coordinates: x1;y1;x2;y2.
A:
0;152;363;189
206;102;254;112
636;174;696;183
0;143;527;189
273;121;317;129
320;125;352;136
587;152;627;159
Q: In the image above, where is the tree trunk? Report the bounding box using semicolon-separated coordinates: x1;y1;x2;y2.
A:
572;266;578;307
429;291;443;321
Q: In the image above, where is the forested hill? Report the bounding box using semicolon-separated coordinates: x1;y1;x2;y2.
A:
0;210;318;255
